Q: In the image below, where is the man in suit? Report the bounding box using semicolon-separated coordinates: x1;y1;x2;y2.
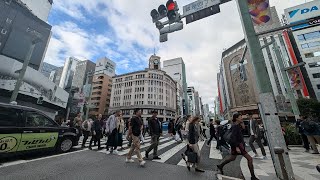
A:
248;113;267;159
145;110;162;160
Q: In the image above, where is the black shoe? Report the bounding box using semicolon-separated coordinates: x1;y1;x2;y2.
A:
89;147;92;150
187;166;191;171
145;152;149;159
251;176;259;180
98;147;103;150
217;165;224;175
195;168;205;173
153;156;161;160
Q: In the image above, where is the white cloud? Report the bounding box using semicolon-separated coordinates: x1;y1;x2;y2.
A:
47;0;309;111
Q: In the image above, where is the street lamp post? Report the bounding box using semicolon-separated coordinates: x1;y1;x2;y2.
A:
10;32;42;103
236;0;294;179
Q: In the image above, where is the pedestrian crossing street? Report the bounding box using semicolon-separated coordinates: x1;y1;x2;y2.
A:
76;135;223;167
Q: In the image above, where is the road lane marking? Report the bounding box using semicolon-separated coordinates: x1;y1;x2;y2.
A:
133;139;177;158
153;142;186;163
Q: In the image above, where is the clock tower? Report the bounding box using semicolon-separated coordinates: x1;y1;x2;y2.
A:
149;55;161;70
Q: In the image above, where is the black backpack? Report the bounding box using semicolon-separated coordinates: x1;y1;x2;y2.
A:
222;125;233;144
302;120;317;133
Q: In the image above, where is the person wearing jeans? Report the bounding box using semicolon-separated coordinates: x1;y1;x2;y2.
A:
126;109;146;166
248;114;267;159
145;110;162;159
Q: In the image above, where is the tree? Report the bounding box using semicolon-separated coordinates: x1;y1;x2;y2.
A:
297;98;320;117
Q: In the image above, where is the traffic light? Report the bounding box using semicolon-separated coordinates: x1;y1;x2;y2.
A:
37;96;44;104
151;9;160;22
166;0;178;22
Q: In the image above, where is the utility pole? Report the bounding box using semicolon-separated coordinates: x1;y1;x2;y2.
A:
10;33;42;103
271;36;300;119
236;0;294;179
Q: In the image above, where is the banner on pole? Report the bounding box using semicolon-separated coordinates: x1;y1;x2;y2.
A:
287;67;303;90
248;0;272;26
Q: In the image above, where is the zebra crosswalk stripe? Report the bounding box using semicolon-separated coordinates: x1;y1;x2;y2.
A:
117;137;169;156
133;139;177;159
177;140;205;167
209;141;222;159
153;141;187;163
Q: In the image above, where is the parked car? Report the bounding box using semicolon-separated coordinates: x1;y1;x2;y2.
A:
0;102;79;157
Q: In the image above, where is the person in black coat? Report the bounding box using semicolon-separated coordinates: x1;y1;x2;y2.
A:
145;110;162;159
217;113;259;180
207;119;217;147
89;116;103;150
168;119;176;137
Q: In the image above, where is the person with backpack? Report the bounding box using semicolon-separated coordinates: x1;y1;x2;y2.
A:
81;118;92;148
186;116;205;172
301;115;320;154
217;113;259;180
248;113;267;159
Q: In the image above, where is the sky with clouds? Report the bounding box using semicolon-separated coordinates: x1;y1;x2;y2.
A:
44;0;310;111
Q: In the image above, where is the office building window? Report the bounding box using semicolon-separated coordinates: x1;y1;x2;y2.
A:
298;31;320;41
301;41;320;49
309;62;320;68
317;84;320;89
305;51;320;58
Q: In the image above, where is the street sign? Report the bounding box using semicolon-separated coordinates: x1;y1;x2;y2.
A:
183;0;221;17
186;5;220;24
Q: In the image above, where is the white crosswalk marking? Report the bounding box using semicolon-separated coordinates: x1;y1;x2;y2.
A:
133;139;177;158
210;141;222;159
153;141;187;163
117;137;169;156
177;140;205;167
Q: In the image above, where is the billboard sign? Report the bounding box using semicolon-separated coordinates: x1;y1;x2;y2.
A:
287;67;303;90
285;0;320;24
248;0;272;26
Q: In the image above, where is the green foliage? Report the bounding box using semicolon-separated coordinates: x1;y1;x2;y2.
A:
284;123;302;145
297;98;320;117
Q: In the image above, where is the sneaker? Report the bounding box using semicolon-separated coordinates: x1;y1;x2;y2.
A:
89;147;92;150
145;152;149;159
125;158;134;163
262;156;268;160
195;168;205;173
252;154;260;158
217;165;224;175
153;156;161;160
311;151;320;154
113;150;119;154
140;160;146;166
251;176;259;180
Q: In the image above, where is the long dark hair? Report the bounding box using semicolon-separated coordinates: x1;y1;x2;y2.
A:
232;113;241;122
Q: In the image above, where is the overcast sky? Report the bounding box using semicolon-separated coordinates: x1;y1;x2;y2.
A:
44;0;311;111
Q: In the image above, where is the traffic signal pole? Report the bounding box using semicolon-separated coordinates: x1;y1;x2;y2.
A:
236;0;294;179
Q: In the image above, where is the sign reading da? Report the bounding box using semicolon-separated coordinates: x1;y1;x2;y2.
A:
285;0;320;24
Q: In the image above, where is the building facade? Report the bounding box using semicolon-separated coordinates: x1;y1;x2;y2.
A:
187;87;196;116
285;0;320;101
20;0;53;22
163;57;189;116
72;60;96;90
89;58;116;116
40;62;58;78
109;55;177;122
59;57;80;90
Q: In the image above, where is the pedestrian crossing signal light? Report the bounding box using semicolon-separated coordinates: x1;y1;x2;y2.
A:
158;4;167;17
151;9;160;22
166;0;177;22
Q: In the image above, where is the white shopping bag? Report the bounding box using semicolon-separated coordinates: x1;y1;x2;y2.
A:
175;133;180;141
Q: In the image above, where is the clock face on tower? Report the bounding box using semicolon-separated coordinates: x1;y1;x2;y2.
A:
154;59;159;64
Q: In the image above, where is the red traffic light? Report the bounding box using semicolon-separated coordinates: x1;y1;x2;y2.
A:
166;0;175;11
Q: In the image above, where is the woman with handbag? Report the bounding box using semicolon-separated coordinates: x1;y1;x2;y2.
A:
186;116;205;172
217;113;259;180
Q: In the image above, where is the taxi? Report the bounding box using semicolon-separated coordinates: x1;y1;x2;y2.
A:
0;102;80;156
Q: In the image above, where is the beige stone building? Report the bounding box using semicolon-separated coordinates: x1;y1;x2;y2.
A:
109;55;177;122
